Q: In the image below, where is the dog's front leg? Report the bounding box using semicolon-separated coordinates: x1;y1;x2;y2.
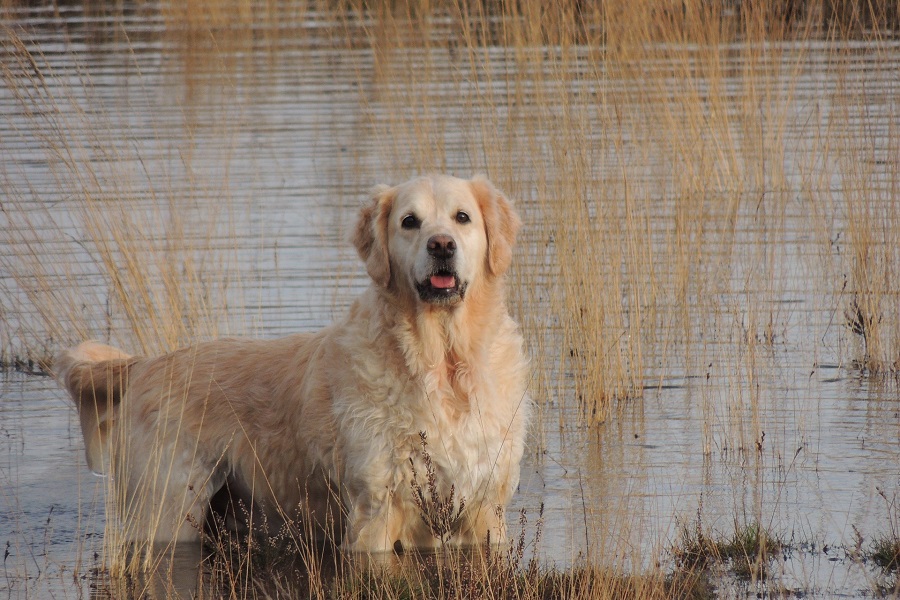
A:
341;483;403;554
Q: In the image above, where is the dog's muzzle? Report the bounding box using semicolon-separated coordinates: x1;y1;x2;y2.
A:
416;234;466;305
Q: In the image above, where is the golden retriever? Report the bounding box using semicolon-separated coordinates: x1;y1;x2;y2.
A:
54;174;530;553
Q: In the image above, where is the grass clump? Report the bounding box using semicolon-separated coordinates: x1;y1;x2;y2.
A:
673;507;785;583
717;522;784;580
868;487;900;573
869;535;900;573
862;486;900;598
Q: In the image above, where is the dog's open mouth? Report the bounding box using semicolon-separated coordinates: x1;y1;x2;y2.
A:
416;270;466;304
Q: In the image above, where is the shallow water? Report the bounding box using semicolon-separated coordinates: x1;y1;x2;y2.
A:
2;4;900;598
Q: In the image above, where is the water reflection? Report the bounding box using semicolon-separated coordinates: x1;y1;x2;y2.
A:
2;2;900;598
92;544;204;600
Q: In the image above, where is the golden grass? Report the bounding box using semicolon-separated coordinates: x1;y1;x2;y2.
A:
3;0;897;406
1;25;249;358
342;0;900;422
1;0;899;596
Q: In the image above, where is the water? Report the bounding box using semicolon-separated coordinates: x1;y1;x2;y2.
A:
2;4;900;598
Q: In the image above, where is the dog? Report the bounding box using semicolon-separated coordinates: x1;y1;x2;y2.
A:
54;174;530;554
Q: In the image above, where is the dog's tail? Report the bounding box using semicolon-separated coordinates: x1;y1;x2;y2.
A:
53;341;138;474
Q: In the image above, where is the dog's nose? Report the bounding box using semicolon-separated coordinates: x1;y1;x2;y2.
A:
427;234;456;259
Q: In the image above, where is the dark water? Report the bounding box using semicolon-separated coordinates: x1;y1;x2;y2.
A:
2;4;900;598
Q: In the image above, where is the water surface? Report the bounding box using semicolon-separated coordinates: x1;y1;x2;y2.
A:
2;4;899;598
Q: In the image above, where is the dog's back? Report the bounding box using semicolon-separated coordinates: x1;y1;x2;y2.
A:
54;341;138;474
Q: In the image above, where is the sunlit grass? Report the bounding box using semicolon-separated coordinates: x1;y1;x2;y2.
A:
673;510;786;583
1;0;899;597
0;25;249;359
345;0;900;423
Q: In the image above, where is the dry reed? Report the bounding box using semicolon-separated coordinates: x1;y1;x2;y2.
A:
2;0;899;597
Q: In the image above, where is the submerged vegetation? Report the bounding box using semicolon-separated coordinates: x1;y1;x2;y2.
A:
2;0;900;597
673;506;786;583
868;487;900;574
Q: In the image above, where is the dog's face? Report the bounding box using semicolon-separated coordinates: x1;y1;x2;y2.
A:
388;176;488;305
354;175;519;306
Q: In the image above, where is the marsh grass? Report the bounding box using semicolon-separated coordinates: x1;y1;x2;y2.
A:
3;0;899;407
86;501;715;600
870;534;900;573
672;509;786;583
0;23;250;360
345;0;900;428
1;19;258;582
2;0;900;597
868;487;900;573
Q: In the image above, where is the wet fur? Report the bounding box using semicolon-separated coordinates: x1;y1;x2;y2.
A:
54;174;530;553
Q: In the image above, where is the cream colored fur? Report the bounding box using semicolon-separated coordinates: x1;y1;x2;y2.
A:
54;174;530;553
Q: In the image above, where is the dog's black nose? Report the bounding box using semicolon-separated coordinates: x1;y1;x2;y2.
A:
427;234;456;259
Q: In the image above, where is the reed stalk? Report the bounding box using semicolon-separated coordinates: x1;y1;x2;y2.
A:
2;0;899;596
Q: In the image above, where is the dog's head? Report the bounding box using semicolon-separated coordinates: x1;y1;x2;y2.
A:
353;175;519;306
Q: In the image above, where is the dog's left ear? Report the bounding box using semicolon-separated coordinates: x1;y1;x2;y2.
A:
470;176;520;277
353;184;395;287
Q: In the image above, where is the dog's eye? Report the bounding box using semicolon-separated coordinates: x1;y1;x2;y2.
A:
456;211;470;224
401;214;421;230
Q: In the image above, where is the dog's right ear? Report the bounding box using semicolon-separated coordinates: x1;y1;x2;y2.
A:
470;176;520;277
353;184;395;288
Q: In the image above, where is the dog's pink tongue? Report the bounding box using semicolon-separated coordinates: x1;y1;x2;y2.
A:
430;274;456;289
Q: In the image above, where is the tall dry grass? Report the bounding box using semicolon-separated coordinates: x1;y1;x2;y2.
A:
2;20;258;581
3;0;896;424
2;0;899;596
348;0;898;429
1;25;250;359
832;48;900;373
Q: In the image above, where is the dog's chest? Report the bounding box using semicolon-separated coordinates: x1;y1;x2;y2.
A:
403;363;504;488
336;337;515;502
